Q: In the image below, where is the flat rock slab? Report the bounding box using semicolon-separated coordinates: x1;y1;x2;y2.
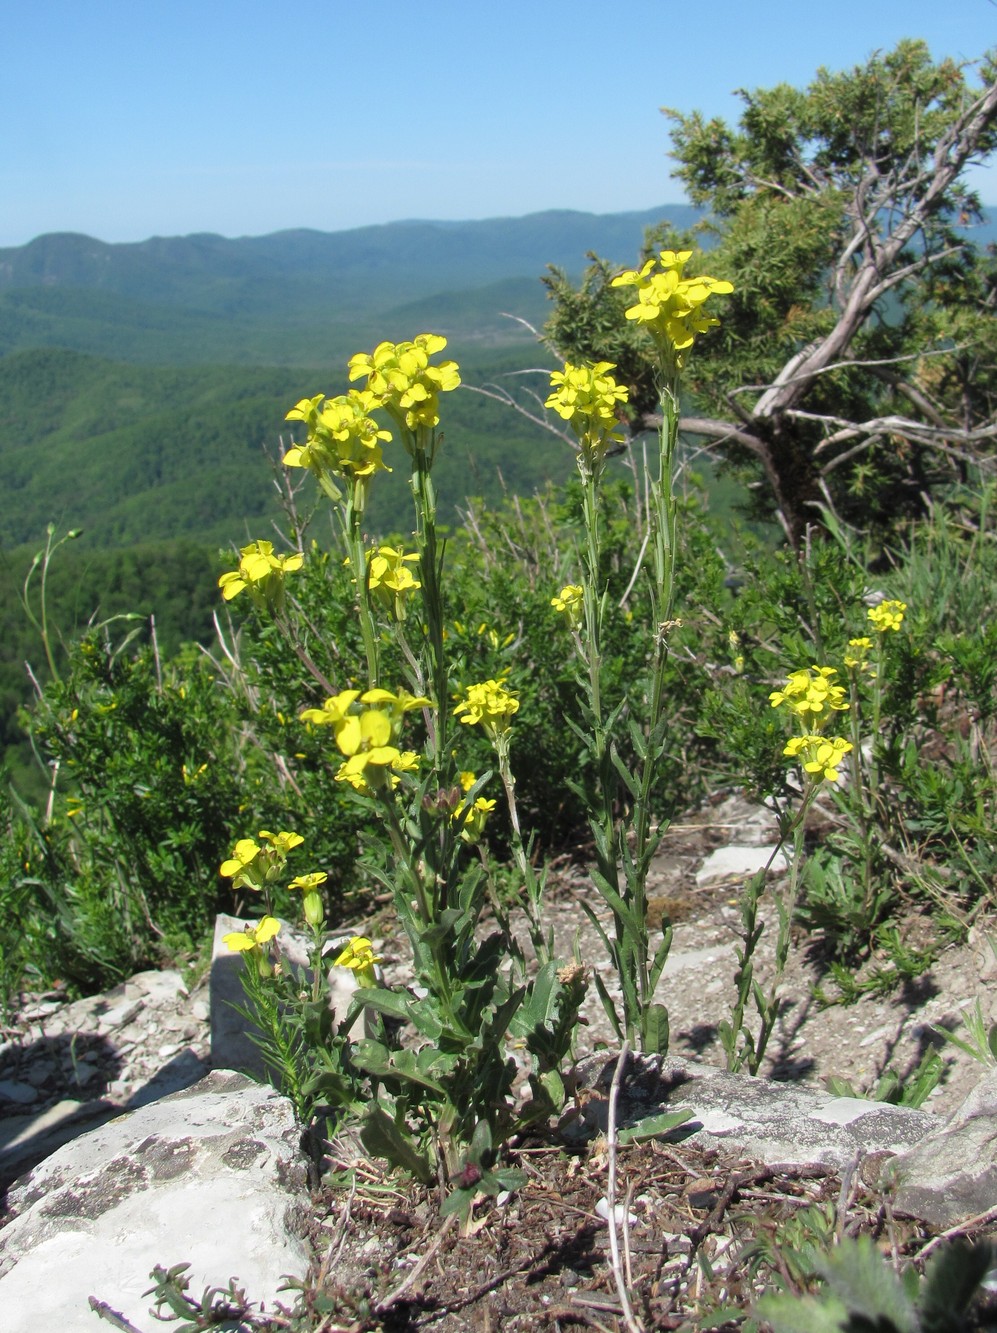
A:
0;1070;311;1333
571;1053;934;1177
890;1068;997;1227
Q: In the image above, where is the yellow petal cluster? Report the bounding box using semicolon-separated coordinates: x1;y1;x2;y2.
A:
611;249;733;365
332;935;382;986
284;390;392;480
300;687;428;794
348;333;460;431
219;829;303;892
545;362;628;461
783;735;853;783
452;772;497;844
366;544;421;619
769;666;848;719
218;540;304;602
551;584;584;628
454;678;520;737
222;916;281;953
843;637;875;672
867;600;907;633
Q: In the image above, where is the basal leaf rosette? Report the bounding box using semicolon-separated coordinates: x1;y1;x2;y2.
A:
348;333;460;439
301;687;428;795
611;249;733;369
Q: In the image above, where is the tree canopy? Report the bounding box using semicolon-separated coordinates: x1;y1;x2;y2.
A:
543;40;997;542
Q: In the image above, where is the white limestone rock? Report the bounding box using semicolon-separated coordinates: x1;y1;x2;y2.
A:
0;1070;311;1333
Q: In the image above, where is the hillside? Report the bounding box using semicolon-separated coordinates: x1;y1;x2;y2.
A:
0;344;575;551
0;208;699;366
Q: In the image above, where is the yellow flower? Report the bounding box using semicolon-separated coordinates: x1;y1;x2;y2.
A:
454;678;520;737
452;773;497;844
220;830;303;892
287;872;328;892
223;916;281;952
843;637;875;672
332;935;382;986
220;837;262;881
366;544;421;619
769;666;848;721
551;584;584;628
218;540;304;602
611;249;733;366
545;362;628;463
300;689;362;731
222;916;281;976
258;829;305;856
288;873;327;928
348;333;460;432
302;688;424;794
867;600;907;633
783;734;853;783
284;390;392;482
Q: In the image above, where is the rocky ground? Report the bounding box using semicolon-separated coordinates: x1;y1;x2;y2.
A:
2;791;996;1327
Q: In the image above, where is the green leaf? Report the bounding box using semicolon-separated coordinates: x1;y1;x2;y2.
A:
351;1041;446;1093
918;1239;995;1333
815;1235;918;1333
360;1106;434;1183
592;971;624;1041
754;1292;851;1333
642;1002;670;1055
618;1109;694;1143
348;987;412;1022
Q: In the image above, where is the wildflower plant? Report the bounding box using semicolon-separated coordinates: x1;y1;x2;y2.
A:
547;252;734;1053
224;331;585;1208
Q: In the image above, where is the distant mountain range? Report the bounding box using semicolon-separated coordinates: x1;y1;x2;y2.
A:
0;208;699;366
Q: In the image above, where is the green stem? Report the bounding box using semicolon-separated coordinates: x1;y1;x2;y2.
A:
409;431;449;772
344;485;380;689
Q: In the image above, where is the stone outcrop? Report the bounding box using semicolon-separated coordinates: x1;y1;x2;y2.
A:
0;1071;311;1333
890;1068;997;1226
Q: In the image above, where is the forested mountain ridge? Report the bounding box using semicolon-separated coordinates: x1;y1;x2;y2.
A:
0;209;693;307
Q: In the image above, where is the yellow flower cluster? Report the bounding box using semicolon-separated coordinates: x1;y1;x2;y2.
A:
454;677;520;738
300;687;427;794
843;636;875;673
219;828;305;892
367;544;421;619
769;666;848;719
783;735;854;784
770;665;852;783
551;583;584;628
348;333;460;432
611;249;733;365
284;390;391;482
332;935;382;987
222;916;281;975
867;599;907;633
452;771;497;844
218;540;304;602
545;362;628;460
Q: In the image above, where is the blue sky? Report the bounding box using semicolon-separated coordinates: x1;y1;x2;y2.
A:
2;0;995;247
